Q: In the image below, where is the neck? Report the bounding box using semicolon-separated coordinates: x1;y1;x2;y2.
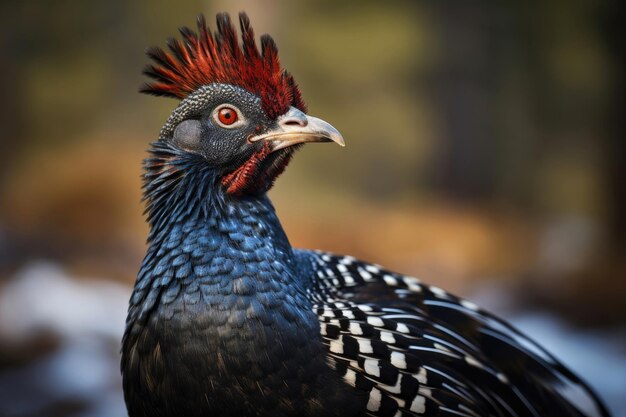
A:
143;141;297;233
135;140;300;315
143;141;227;241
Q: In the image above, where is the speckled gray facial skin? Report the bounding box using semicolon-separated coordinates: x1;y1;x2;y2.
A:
159;83;279;169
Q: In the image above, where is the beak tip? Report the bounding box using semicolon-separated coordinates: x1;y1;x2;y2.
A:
333;135;346;147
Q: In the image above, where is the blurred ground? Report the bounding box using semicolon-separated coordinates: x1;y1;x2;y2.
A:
0;0;624;416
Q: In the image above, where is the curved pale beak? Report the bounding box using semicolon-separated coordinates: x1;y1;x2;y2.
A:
249;107;345;152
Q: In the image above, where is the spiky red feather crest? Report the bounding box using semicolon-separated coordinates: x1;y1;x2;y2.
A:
141;12;306;119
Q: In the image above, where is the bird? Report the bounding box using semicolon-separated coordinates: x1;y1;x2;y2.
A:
121;12;611;417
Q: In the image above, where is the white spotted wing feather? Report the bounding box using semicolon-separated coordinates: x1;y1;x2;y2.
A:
298;250;610;417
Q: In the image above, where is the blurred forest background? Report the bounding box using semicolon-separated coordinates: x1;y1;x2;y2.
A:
0;1;624;416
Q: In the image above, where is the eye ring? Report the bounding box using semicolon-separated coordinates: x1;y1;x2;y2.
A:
212;104;246;129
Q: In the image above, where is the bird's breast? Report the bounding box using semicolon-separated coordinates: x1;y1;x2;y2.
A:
123;197;366;416
124;259;335;416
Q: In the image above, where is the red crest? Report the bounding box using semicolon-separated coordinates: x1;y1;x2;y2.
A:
141;13;306;119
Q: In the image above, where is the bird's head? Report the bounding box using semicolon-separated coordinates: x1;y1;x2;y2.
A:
142;12;343;199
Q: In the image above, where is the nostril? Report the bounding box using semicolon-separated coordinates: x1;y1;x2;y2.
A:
279;108;309;128
282;118;307;127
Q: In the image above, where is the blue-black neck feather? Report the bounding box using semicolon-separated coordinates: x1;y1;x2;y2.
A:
143;141;227;240
134;140;302;319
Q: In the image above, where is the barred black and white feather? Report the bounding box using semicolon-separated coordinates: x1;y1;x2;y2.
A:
297;250;610;417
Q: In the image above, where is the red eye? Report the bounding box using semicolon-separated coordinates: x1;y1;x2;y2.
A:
217;107;238;126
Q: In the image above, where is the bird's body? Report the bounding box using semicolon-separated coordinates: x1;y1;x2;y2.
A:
123;182;363;416
122;13;610;417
